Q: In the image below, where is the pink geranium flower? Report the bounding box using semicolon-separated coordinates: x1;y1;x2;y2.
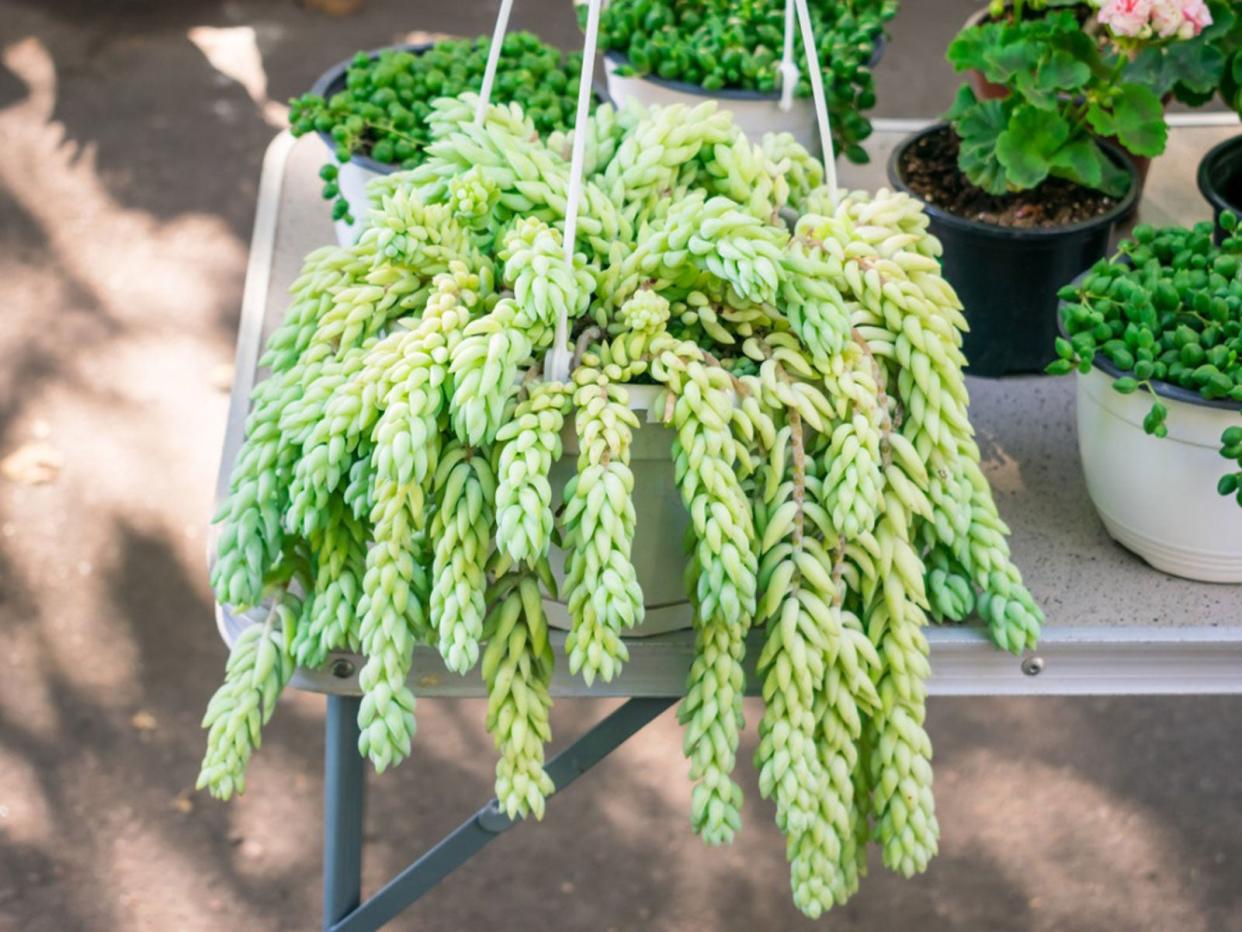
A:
1099;0;1213;39
1098;0;1154;36
1176;0;1213;38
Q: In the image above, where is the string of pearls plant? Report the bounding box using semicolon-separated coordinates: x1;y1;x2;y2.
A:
201;94;1042;916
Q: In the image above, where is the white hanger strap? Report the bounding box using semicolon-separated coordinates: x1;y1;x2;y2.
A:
563;0;601;268
546;0;603;383
792;0;837;196
779;0;799;112
475;0;516;124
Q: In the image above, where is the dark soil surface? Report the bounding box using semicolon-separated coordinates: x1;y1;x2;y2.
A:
900;126;1121;229
978;2;1093;26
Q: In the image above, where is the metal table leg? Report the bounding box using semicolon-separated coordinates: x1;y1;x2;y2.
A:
329;696;675;932
324;694;365;931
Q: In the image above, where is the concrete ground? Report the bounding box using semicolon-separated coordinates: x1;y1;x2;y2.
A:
0;1;1239;930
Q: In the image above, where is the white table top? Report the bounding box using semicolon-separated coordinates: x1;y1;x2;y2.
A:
216;123;1242;696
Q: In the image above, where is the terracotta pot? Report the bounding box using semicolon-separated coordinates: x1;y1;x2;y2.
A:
961;5;1009;100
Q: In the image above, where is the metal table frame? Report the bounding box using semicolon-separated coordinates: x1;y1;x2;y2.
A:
217;119;1242;932
321;695;673;931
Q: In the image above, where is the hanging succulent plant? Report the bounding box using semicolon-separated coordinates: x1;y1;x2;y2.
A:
203;94;1041;916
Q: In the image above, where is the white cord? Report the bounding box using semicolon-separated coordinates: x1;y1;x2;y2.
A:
546;0;603;383
563;0;601;267
475;0;516;124
792;0;836;196
778;0;799;112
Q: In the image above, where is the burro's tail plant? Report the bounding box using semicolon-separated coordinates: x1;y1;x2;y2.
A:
201;95;1042;916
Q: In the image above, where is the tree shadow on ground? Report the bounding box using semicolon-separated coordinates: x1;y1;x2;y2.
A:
3;1;284;241
929;694;1242;930
0;56;25;109
0;0;588;250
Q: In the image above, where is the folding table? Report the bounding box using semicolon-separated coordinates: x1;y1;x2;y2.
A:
214;117;1242;932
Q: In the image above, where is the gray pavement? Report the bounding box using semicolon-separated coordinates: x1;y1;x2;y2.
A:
0;1;1239;930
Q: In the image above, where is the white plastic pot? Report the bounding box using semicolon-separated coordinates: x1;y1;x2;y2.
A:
1076;364;1242;582
308;44;431;246
545;383;694;636
329;157;386;246
602;52;820;153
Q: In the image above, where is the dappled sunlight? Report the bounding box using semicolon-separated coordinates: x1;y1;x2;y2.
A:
98;768;290;931
0;37;246;335
949;749;1206;931
0;21;281;929
35;568;142;701
227;743;321;873
978;438;1024;495
188;25;288;129
0;35;243;702
0;746;54;846
0;628;63;738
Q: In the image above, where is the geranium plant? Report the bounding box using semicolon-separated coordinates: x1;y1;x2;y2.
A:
946;0;1219;197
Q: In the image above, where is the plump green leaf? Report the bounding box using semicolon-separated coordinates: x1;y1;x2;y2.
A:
1098;156;1133;199
1048;136;1106;190
1126;40;1225;99
947;86;1011;195
1166;43;1225;97
1086;102;1117;139
946;24;995;74
995;104;1069;191
1048;24;1105;79
1111;84;1168;158
1036;49;1090;93
987;40;1043;86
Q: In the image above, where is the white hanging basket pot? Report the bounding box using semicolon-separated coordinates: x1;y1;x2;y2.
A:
602;52;823;153
1076;363;1242;582
545;384;693;636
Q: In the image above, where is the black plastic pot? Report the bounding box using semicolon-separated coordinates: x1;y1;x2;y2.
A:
887;123;1139;377
1197;134;1242;244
